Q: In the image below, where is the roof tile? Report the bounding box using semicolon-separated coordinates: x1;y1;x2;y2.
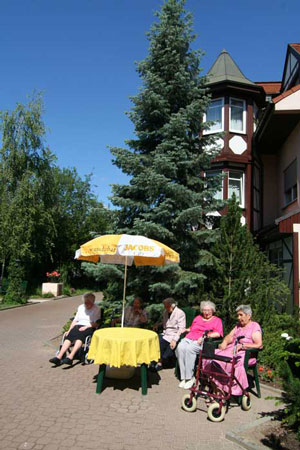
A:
273;83;300;104
290;43;300;54
255;82;281;94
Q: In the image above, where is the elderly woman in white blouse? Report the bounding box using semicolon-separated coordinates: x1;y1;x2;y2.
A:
49;292;100;366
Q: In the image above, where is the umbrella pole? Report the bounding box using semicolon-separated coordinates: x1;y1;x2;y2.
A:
121;255;128;327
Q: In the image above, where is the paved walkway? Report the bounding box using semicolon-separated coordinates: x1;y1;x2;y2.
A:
0;296;277;450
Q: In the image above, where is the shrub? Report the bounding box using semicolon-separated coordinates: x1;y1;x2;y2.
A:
42;293;54;298
62;285;73;296
208;197;290;329
145;303;164;329
62;318;72;334
265;329;300;441
4;260;27;304
99;299;123;327
260;313;300;372
278;361;300;440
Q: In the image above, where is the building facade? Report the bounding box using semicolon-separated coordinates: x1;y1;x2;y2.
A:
204;49;265;225
253;43;300;312
205;44;300;311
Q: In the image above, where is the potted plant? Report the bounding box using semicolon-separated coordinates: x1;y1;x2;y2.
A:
42;270;63;297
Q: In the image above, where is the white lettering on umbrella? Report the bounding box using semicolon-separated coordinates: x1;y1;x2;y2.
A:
118;235;162;257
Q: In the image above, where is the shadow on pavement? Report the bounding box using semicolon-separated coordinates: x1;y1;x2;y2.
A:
92;366;161;393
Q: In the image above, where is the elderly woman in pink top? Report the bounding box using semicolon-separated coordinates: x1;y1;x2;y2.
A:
203;304;262;396
176;301;223;389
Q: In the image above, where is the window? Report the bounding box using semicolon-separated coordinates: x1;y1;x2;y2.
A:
283;52;299;91
229;98;246;133
228;171;244;207
204;98;224;134
284;159;297;205
206;170;223;200
268;241;283;268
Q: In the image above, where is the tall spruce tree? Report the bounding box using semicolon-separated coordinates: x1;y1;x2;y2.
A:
109;0;222;302
209;196;290;328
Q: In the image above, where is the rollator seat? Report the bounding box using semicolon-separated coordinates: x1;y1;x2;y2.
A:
201;341;232;363
202;353;232;363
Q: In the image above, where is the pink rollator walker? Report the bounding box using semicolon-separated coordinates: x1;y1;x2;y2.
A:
181;330;252;422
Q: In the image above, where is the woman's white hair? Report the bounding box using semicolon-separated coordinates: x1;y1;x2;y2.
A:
83;292;95;303
236;304;252;317
200;300;216;313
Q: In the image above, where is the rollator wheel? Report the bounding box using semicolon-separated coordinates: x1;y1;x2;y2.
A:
207;402;226;422
181;394;197;412
241;394;251;411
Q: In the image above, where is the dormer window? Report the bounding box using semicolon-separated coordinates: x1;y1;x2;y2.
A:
204;98;224;134
229;98;246;133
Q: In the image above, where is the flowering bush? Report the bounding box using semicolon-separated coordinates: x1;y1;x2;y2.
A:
258;365;275;381
259;313;300;372
46;271;61;282
262;317;300;440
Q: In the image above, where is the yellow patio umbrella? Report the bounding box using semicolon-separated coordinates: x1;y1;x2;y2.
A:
75;234;180;326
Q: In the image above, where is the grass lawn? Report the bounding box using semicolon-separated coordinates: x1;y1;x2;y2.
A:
0;300;26;310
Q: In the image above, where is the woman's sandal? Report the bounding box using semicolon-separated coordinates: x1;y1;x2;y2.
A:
61;357;73;366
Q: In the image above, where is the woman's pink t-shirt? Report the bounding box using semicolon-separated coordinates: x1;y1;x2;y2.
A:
186;315;223;340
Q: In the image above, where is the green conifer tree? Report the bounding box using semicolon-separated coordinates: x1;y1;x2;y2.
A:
209;195;290;328
108;0;222;302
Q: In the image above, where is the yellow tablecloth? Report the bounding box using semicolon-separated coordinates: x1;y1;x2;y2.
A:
87;327;160;368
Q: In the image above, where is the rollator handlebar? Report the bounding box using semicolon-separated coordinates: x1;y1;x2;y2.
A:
203;329;213;337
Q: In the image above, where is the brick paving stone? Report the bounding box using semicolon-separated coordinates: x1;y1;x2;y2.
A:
0;295;279;450
17;443;35;450
0;444;16;450
42;445;60;450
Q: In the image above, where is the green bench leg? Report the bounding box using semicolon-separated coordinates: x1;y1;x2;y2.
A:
141;363;147;395
96;364;106;394
253;366;261;398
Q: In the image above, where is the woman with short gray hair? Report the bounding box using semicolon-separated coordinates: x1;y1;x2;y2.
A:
236;304;252;317
200;300;216;313
175;301;223;389
203;304;262;396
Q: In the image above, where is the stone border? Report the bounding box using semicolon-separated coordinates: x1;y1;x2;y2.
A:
258;383;282;396
226;416;273;450
226;385;283;450
0;302;36;311
0;295;70;311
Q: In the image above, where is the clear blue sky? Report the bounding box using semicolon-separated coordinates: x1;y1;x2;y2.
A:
0;0;299;206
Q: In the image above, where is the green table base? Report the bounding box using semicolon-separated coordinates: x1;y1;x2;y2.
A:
96;363;148;395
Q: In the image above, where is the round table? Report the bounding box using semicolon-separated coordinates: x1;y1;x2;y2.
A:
87;327;160;395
